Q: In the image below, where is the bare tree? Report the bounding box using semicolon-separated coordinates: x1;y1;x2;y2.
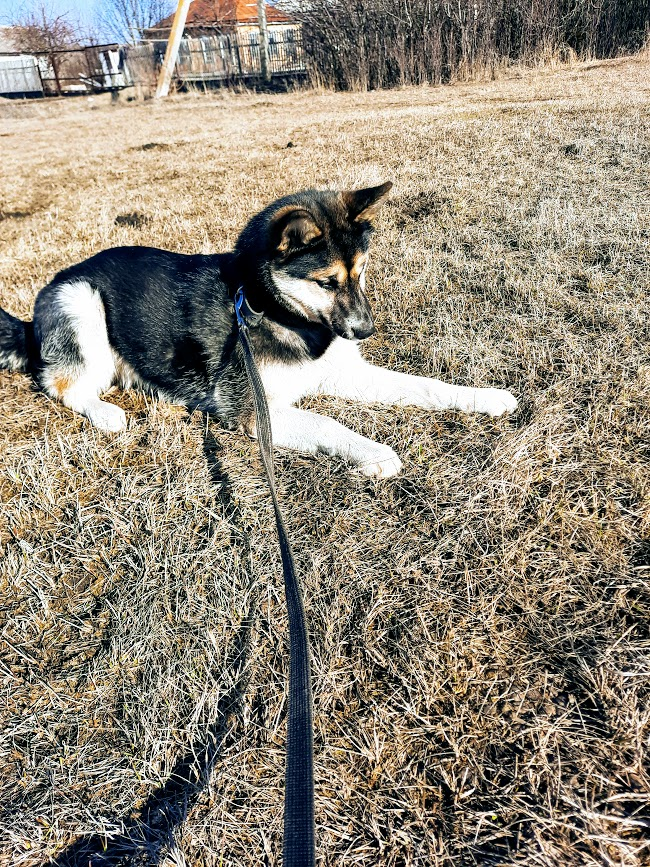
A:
99;0;175;45
14;2;79;52
13;2;81;95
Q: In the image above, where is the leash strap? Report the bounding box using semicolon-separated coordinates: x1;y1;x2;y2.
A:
234;288;316;866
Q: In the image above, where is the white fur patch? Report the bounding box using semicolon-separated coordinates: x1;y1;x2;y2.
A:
56;280;116;392
269;406;402;477
271;272;333;321
42;280;127;432
260;335;516;479
81;399;127;432
260;335;518;417
259;357;322;407
314;338;518;415
258;337;363;408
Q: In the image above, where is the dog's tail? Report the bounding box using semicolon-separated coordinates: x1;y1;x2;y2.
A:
0;306;34;373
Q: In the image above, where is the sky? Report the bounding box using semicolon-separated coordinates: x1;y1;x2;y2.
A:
0;0;114;41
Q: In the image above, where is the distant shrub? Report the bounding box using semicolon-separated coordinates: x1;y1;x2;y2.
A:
288;0;650;89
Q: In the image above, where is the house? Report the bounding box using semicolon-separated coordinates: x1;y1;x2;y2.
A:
145;0;296;41
144;0;304;83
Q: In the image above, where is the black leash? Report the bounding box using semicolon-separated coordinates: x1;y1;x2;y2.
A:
234;287;316;866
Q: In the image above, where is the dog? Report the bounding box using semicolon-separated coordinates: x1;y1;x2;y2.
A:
0;183;517;478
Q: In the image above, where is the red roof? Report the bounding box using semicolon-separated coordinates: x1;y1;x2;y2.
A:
155;0;293;29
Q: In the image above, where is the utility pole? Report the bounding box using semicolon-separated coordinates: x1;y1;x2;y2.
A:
155;0;192;99
256;0;271;84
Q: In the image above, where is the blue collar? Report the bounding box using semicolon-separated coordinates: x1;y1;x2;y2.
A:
234;287;264;329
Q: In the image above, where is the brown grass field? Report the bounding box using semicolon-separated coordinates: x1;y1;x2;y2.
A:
1;55;649;866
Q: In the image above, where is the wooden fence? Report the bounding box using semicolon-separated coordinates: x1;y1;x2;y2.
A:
174;30;305;82
0;29;305;97
0;44;133;97
0;54;43;97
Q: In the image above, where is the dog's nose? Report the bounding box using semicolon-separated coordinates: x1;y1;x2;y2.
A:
353;321;376;340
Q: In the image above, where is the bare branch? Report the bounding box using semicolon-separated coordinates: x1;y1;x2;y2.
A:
98;0;175;45
13;2;80;54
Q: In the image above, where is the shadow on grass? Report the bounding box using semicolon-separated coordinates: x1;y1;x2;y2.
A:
46;423;258;866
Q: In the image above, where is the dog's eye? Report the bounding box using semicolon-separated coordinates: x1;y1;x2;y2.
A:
316;277;339;290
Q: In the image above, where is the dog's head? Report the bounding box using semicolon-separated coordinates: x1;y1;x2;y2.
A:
243;183;392;340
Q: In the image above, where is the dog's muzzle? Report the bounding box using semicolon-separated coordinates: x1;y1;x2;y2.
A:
334;295;376;340
332;315;376;341
351;320;376;340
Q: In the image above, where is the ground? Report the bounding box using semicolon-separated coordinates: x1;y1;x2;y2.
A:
0;55;649;867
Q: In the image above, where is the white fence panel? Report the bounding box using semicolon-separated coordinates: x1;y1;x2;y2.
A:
0;54;43;96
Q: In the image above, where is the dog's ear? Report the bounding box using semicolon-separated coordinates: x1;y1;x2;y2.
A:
270;208;323;256
342;182;393;223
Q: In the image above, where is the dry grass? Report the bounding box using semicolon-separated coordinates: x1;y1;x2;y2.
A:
1;55;649;866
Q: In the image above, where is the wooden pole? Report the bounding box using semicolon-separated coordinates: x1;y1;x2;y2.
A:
256;0;271;83
155;0;192;99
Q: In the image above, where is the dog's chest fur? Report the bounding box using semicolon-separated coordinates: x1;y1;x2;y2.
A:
258;336;361;406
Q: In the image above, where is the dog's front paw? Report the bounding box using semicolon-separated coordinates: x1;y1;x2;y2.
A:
466;388;518;417
87;400;128;432
356;444;403;479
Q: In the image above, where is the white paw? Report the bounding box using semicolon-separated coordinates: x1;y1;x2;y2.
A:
356;444;403;478
465;388;518;417
87;400;127;432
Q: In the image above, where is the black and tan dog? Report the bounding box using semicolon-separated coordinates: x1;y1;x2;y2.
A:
0;183;517;477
